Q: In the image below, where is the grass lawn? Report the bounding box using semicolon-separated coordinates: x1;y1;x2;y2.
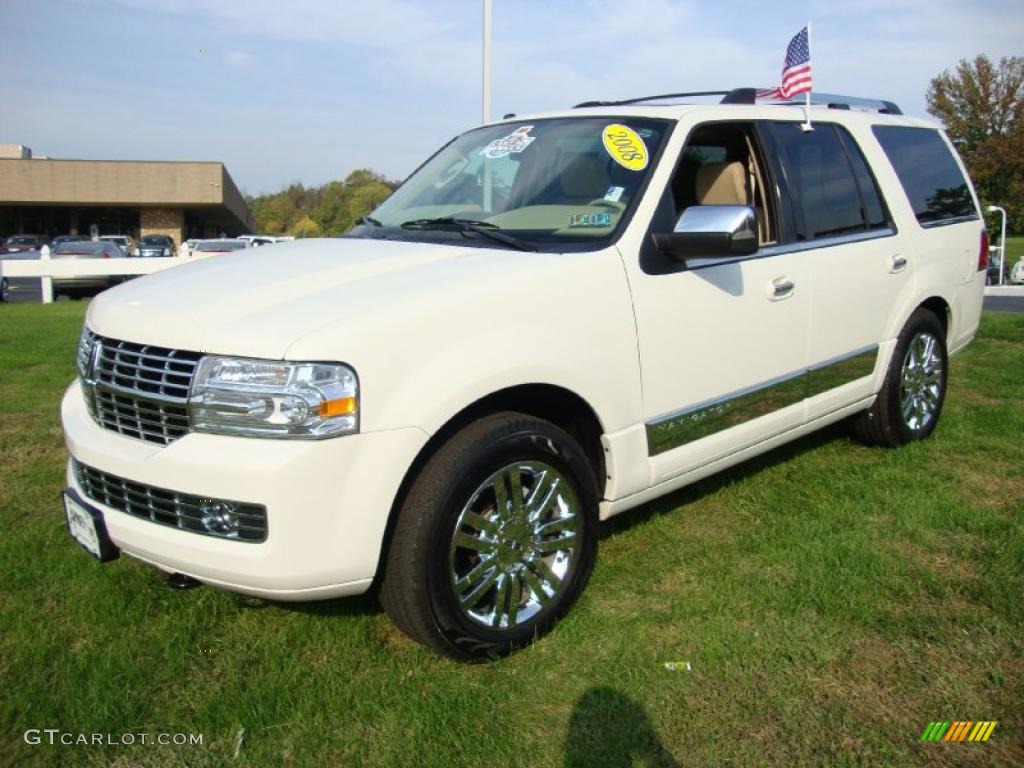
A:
1;302;1022;767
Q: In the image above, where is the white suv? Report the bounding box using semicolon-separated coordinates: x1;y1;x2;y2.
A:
61;90;986;659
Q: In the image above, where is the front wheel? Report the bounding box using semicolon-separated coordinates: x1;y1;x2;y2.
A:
380;412;599;660
852;308;948;446
0;278;9;303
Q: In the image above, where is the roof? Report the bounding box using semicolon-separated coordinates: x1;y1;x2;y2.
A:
0;157;253;232
494;91;938;131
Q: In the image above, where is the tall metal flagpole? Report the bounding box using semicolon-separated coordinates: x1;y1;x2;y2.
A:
483;0;492;123
803;21;813;131
482;0;494;211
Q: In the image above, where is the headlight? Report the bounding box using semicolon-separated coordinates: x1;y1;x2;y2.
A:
131;247;139;256
189;357;358;439
76;325;95;379
162;247;170;256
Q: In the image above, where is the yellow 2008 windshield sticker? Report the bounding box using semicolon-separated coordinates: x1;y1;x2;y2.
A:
602;124;648;171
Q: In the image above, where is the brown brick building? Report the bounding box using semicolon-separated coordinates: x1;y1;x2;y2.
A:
0;145;254;245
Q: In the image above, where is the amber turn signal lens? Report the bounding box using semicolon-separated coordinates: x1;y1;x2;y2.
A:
319;396;357;418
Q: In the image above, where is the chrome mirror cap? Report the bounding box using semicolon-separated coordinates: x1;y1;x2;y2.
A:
654;204;759;264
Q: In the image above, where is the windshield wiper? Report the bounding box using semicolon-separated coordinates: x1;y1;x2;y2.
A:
357;215;382;227
399;217;537;252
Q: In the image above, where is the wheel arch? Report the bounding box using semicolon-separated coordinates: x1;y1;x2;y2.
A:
918;295;951;338
372;382;607;583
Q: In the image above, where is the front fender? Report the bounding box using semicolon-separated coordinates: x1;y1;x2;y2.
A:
284;246;643;438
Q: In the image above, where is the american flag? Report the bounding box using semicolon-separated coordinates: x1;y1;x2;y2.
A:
758;26;812;100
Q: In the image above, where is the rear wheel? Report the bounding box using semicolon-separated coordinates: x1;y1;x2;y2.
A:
380;412;599;660
852;308;948;446
0;278;9;303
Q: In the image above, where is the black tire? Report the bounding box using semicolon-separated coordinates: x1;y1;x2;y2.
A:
852;308;948;447
0;278;8;303
380;411;599;660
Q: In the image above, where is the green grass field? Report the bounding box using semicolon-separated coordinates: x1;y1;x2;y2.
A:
1001;235;1023;277
1;303;1022;767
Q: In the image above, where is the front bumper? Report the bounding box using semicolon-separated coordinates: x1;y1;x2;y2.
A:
61;379;428;600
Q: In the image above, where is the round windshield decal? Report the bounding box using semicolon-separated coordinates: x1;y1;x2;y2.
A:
602;124;648;171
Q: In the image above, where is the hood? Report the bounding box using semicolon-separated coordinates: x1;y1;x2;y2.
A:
86;237;503;358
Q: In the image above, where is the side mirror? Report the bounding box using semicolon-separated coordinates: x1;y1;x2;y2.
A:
653;205;758;266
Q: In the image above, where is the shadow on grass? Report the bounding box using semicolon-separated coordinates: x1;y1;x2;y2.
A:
565;686;679;768
262;589;383;619
600;421;851;541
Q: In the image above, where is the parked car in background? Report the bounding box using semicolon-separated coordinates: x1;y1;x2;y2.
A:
238;235;294;247
52;235;91;248
1010;259;1024;285
191;239;250;257
99;234;136;256
0;247;42;302
2;235;49;254
132;235;176;257
52;240;124;299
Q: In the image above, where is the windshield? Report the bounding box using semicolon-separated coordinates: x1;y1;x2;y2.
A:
356;117;671;250
140;236;170;246
8;236;38;245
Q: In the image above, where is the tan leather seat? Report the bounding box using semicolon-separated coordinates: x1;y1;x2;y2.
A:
695;161;749;205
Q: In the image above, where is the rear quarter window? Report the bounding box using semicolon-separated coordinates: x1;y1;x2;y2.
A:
871;126;977;227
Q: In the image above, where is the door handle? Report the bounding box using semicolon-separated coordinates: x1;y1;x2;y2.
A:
770;277;795;299
890;254;907;273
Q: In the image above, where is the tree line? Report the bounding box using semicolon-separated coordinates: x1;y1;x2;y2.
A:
245;169;398;237
928;54;1023;233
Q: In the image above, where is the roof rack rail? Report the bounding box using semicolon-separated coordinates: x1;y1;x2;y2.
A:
763;92;903;115
572;88;902;114
573;88;756;108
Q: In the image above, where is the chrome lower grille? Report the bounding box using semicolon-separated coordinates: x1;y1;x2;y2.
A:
73;460;268;542
79;329;201;445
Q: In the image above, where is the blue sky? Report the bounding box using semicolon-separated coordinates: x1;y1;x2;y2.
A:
2;0;1021;194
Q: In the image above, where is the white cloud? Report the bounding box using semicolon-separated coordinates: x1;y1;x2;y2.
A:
224;51;252;67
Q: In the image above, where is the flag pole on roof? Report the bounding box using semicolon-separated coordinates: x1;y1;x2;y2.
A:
758;24;814;130
803;22;813;131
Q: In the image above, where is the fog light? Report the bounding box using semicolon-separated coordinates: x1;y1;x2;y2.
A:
200;501;240;536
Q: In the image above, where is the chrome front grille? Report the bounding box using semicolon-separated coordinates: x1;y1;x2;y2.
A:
80;329;201;445
91;389;191;444
73;460;268;542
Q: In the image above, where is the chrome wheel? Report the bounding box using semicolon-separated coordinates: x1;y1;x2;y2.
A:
899;331;943;431
449;460;580;630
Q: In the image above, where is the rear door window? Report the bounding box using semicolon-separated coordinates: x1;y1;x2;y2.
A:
836;130;888;229
871;126;977;227
766;123;877;240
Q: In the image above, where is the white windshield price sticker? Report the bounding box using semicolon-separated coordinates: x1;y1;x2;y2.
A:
480;126;536;159
604;185;625;203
